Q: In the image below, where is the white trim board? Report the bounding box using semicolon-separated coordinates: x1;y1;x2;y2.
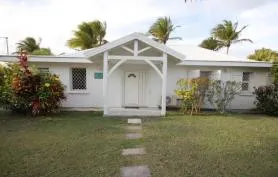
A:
178;60;272;68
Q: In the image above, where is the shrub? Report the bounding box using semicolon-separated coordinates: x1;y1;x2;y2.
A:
0;52;66;116
37;73;65;114
0;65;3;85
271;62;278;86
207;80;241;114
175;77;209;115
254;85;278;115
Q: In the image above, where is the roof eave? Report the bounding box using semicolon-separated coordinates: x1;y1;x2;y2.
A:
0;56;92;63
178;60;272;68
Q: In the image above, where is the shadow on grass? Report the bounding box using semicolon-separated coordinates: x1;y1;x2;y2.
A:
0;110;104;120
166;110;277;120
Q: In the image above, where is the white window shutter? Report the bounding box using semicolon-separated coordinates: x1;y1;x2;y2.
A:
231;72;243;82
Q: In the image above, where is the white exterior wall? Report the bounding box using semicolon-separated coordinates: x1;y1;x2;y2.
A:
222;68;270;109
166;64;270;110
33;62;103;108
33;61;270;110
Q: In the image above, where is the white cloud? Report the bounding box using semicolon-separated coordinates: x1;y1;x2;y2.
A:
0;0;167;54
0;0;277;58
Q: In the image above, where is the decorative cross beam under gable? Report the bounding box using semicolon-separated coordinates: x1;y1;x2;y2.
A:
120;40;152;57
121;46;134;54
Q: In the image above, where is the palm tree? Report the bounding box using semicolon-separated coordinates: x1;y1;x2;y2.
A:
148;16;181;44
248;48;278;62
91;21;107;46
67;20;107;50
15;37;53;55
16;37;41;54
31;48;53;56
199;37;219;51
211;20;253;54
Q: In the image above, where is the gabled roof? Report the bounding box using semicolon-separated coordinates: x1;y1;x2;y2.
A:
83;32;185;60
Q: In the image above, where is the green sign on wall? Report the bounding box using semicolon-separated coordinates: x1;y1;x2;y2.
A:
94;72;103;79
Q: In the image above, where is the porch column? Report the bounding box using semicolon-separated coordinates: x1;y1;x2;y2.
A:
161;52;167;116
103;51;108;115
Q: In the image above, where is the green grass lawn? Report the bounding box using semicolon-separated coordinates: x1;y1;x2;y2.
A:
0;111;126;177
141;113;278;177
0;111;278;177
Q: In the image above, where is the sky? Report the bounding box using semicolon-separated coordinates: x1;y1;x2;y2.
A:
0;0;277;58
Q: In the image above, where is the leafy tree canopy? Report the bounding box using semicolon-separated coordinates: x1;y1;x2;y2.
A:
211;20;253;54
199;37;220;51
148;16;181;44
248;48;278;62
15;37;53;55
67;20;107;50
16;37;40;54
31;48;53;56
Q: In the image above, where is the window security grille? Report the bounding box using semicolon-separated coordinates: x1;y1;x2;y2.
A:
242;72;251;91
72;68;86;90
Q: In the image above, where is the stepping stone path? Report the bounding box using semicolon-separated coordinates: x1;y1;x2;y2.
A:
122;148;146;156
126;126;142;131
121;165;151;177
120;118;151;177
126;133;143;140
128;118;142;124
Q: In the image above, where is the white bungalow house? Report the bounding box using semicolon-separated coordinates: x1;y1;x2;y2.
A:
0;33;272;116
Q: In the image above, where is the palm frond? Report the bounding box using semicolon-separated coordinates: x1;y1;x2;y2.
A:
67;20;107;50
16;37;40;53
232;38;253;44
148;16;181;44
210;20;252;54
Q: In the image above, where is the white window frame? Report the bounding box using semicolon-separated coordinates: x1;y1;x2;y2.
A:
71;68;87;91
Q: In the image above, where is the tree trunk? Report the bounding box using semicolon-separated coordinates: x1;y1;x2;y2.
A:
226;47;230;54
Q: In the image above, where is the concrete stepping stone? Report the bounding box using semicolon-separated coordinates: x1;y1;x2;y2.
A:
121;165;151;177
126;133;142;139
122;148;146;156
128;118;142;124
126;126;142;131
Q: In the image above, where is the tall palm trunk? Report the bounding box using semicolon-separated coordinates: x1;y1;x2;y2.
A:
226;43;231;54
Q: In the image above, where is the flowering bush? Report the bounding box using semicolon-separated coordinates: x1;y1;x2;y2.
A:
254;85;278;115
0;52;66;116
37;73;65;114
175;77;209;115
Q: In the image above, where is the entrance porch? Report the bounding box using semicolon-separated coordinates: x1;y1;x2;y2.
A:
84;33;185;116
102;39;168;116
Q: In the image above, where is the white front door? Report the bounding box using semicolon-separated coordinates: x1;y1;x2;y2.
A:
124;72;139;106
